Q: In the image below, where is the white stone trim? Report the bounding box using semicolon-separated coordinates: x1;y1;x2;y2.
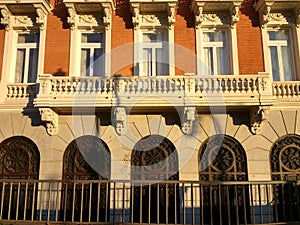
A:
0;4;51;83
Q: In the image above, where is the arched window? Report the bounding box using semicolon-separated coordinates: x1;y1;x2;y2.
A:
270;134;300;222
131;135;179;223
62;135;111;222
0;136;40;220
199;135;249;224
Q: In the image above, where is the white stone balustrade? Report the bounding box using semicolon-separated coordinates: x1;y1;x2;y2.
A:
272;82;300;98
6;83;37;99
34;74;274;108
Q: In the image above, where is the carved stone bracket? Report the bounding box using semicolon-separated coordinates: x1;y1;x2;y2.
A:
231;5;240;28
103;7;112;30
0;7;13;31
250;106;270;135
295;8;300;28
40;108;59;136
168;4;176;30
113;107;127;135
132;6;140;30
181;107;196;135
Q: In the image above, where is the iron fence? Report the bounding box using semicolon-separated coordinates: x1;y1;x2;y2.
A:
0;179;299;224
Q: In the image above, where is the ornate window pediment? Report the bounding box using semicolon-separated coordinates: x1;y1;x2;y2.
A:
191;0;243;28
63;0;115;30
0;0;52;31
129;0;178;30
255;0;300;28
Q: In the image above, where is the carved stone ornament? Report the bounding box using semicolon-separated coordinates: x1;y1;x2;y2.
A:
250;106;270;135
231;5;240;27
181;107;196;135
103;7;112;30
36;8;47;30
296;9;300;28
0;7;12;31
168;6;176;30
132;7;140;30
113;107;127;135
40;108;59;136
67;7;78;30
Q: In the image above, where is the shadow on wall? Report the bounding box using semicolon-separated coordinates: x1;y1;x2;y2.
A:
54;68;67;76
116;0;133;29
53;0;70;29
177;0;195;28
240;0;260;27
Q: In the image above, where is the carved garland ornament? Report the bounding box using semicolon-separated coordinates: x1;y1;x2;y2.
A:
39;108;59;136
250;106;270;135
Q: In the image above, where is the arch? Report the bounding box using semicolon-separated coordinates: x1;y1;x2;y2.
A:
0;136;40;220
131;135;179;223
198;134;249;224
62;135;111;222
270;134;300;222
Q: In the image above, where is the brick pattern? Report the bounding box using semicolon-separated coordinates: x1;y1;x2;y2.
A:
0;0;265;78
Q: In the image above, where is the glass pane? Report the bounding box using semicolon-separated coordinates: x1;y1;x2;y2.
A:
203;32;214;42
281;46;293;81
142;32;167;42
217;46;228;75
143;48;152;76
203;47;214;75
81;49;91;76
15;49;26;83
28;48;38;83
269;46;280;81
156;48;169;76
268;30;288;41
81;33;103;43
93;48;104;76
18;33;39;44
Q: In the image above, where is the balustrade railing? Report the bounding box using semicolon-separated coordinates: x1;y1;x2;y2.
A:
272;81;300;98
0;179;299;225
6;83;37;100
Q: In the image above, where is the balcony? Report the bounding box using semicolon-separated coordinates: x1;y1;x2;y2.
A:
0;179;299;224
33;74;274;111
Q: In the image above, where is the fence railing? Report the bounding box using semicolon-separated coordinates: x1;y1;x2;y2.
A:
272;81;300;98
0;179;299;224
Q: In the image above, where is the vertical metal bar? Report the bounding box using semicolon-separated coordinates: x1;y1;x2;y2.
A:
7;182;13;220
250;184;255;224
23;181;28;221
16;182;21;220
226;185;231;225
80;183;84;222
122;182;125;223
182;183;185;224
281;183;286;221
47;182;52;221
55;182;60;222
31;182;36;221
218;185;222;225
63;183;68;222
265;184;270;223
174;183;177;224
191;183;194;225
242;185;247;225
71;182;76;222
39;182;44;221
209;184;213;225
166;183;169;225
96;182;100;222
113;182;116;223
200;184;204;225
130;184;134;223
234;185;239;225
0;181;5;220
88;183;92;223
295;182;300;221
157;183;159;224
140;184;142;224
105;182;109;223
148;184;151;224
274;184;278;223
258;184;262;223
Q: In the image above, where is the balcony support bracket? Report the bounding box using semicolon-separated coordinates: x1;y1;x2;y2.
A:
250;106;270;135
181;106;196;135
39;108;58;136
113;107;127;136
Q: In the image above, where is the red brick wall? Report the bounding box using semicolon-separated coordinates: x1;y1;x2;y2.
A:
237;0;264;74
111;1;133;76
175;1;196;75
0;28;5;81
44;0;70;76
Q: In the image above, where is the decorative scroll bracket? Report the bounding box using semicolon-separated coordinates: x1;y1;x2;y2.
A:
250;106;270;135
181;107;196;135
131;4;140;30
113;107;127;135
40;108;59;136
168;4;176;30
231;5;240;28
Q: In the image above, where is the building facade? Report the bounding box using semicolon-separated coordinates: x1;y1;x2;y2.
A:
0;0;299;224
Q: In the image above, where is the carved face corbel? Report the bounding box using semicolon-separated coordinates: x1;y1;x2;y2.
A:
113;107;127;135
181;107;196;135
